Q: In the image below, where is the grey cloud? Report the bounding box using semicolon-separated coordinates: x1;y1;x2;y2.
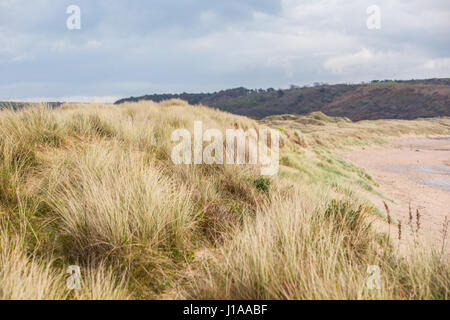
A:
0;0;449;100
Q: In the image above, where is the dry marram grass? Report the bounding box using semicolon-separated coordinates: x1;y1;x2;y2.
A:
0;101;449;300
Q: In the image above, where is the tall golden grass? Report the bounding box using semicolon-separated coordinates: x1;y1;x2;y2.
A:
0;101;448;299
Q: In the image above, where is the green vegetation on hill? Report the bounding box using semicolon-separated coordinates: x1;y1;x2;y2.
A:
115;79;450;120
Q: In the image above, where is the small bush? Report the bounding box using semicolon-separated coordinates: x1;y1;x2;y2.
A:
253;177;271;193
324;199;367;230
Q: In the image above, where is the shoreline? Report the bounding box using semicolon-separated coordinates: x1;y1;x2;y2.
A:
341;135;450;252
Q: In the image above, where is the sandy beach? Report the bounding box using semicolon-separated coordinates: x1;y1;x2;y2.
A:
342;136;450;251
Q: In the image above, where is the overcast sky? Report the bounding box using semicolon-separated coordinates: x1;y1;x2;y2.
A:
1;0;449;102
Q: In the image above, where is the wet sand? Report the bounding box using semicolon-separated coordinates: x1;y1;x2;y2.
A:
342;136;450;251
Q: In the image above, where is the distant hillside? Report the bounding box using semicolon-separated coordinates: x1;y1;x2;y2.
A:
115;79;450;120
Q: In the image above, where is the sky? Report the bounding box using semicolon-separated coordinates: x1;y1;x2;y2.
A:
0;0;449;102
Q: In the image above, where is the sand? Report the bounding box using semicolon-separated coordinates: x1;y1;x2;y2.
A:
341;135;450;252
